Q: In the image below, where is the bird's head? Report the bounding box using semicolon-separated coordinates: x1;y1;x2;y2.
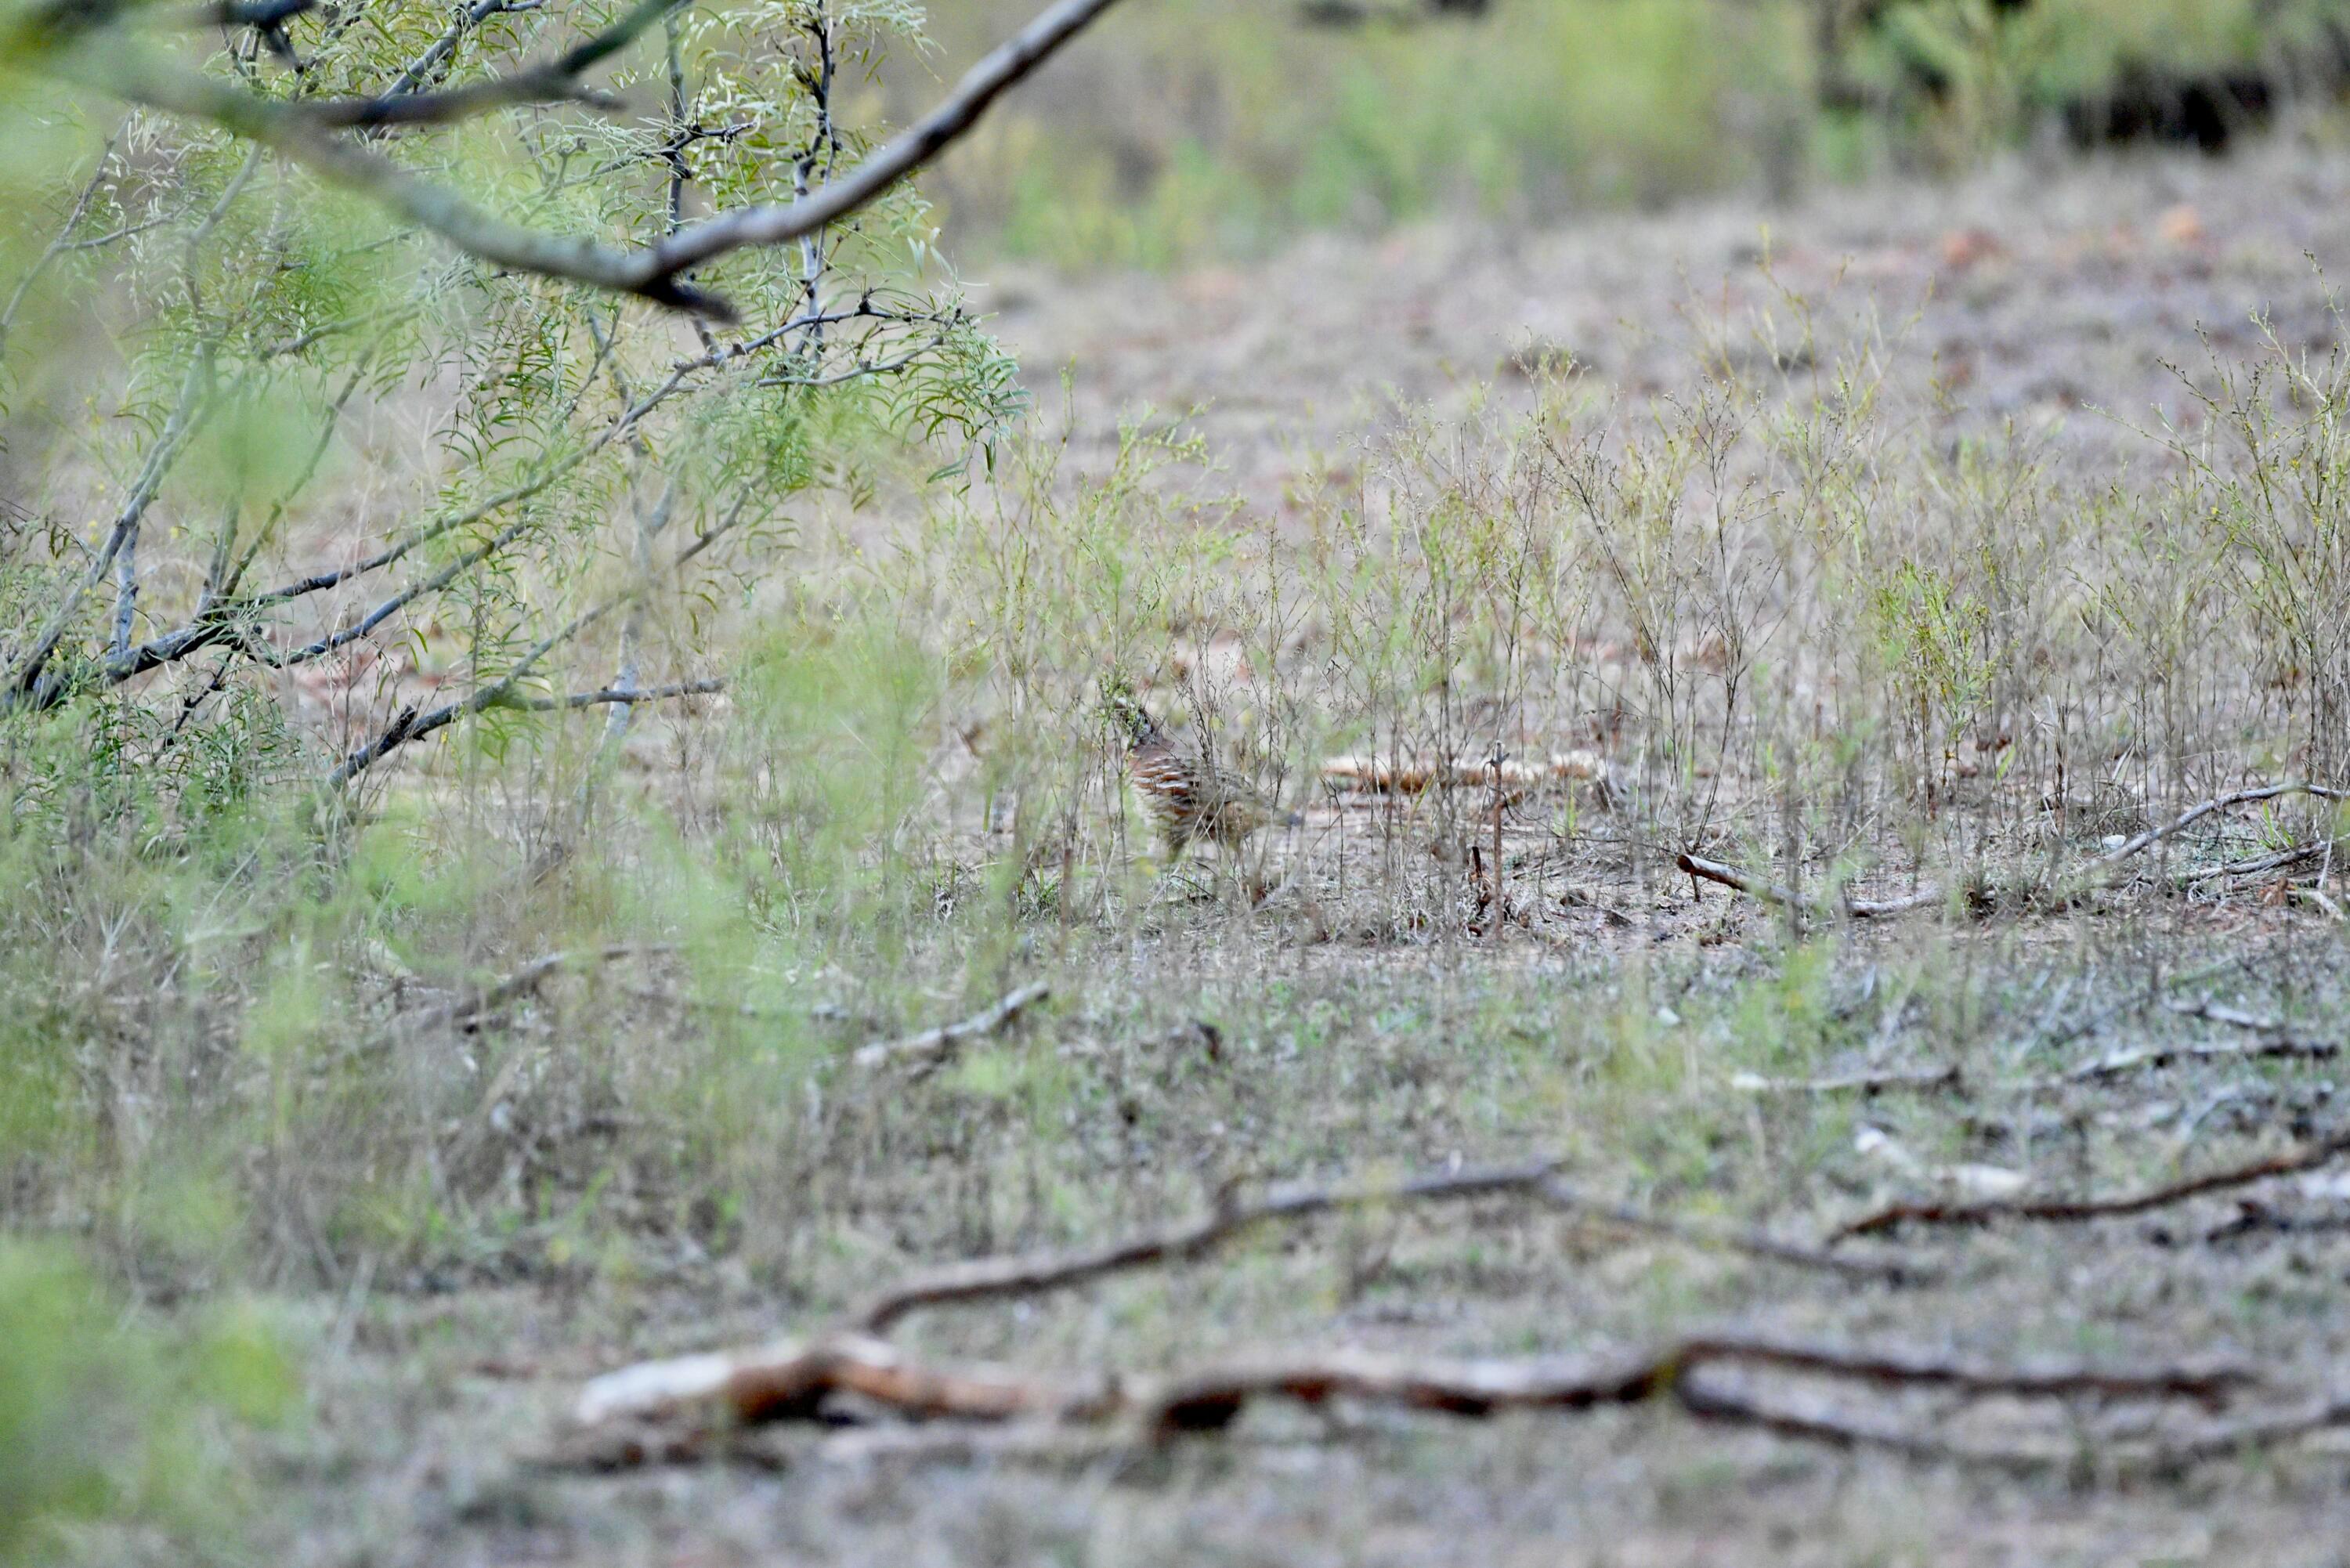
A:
1097;674;1159;749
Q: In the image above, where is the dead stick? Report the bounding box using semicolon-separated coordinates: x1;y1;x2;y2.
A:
851;981;1050;1071
849;1158;1562;1332
371;941;677;1046
1681;782;2348;924
1729;1064;1964;1097
1732;1036;2337;1098
576;1331;1112;1429
2056;1034;2338;1085
2134;1391;2350;1473
1676;854;1944;922
1535;1178;1925;1284
2091;782;2347;874
573;1332;2251;1458
1830;1133;2350;1242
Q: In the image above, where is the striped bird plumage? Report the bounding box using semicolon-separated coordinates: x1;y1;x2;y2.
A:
1101;681;1296;858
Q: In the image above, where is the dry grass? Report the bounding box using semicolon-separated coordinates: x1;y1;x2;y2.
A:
9;141;2350;1563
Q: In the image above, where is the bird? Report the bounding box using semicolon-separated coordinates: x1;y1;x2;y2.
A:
1100;676;1300;862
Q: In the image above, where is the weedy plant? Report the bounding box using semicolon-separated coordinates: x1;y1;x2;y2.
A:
2;0;1023;818
8;8;2350;1555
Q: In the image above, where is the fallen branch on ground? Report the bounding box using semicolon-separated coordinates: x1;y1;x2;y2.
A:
1830;1133;2350;1242
2055;1033;2338;1084
563;1328;2254;1471
1727;1031;2338;1099
391;942;676;1040
575;1331;1112;1428
2169;998;2289;1031
2092;783;2348;875
2180;837;2347;884
1533;1177;1925;1284
1676;854;1946;922
851;981;1051;1073
1681;781;2348;925
849;1158;1916;1333
1729;1064;1964;1097
849;1158;1562;1331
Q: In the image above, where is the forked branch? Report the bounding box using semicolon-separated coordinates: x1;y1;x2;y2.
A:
49;0;1133;318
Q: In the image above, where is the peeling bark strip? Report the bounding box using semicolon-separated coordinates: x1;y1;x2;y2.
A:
48;0;1133;319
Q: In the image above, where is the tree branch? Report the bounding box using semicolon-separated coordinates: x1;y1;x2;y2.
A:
564;1328;2254;1471
1829;1132;2350;1242
295;0;682;128
53;0;1132;318
851;981;1052;1072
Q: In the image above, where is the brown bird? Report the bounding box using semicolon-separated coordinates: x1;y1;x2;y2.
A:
1101;677;1299;861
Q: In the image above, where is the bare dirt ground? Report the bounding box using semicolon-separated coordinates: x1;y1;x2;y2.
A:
986;136;2350;499
255;145;2350;1568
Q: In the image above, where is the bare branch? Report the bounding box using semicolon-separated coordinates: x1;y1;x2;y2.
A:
847;1156;1922;1334
2056;1033;2338;1085
363;942;681;1046
2092;782;2348;873
851;1159;1565;1334
5;349;216;704
1676;853;1945;923
1728;1064;1965;1097
324;597;621;786
381;0;536;102
851;981;1052;1072
505;678;723;711
1829;1132;2350;1242
55;0;1132;318
295;0;682;128
566;1329;2254;1470
632;0;1126;289
576;1331;1112;1429
1532;1177;1926;1284
1679;783;2350;927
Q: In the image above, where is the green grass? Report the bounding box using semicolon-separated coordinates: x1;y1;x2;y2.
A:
909;0;2350;268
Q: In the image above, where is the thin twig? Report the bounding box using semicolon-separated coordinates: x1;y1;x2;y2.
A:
504;678;721;711
1535;1177;1926;1284
1676;854;1944;923
850;1156;1923;1333
377;942;678;1048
